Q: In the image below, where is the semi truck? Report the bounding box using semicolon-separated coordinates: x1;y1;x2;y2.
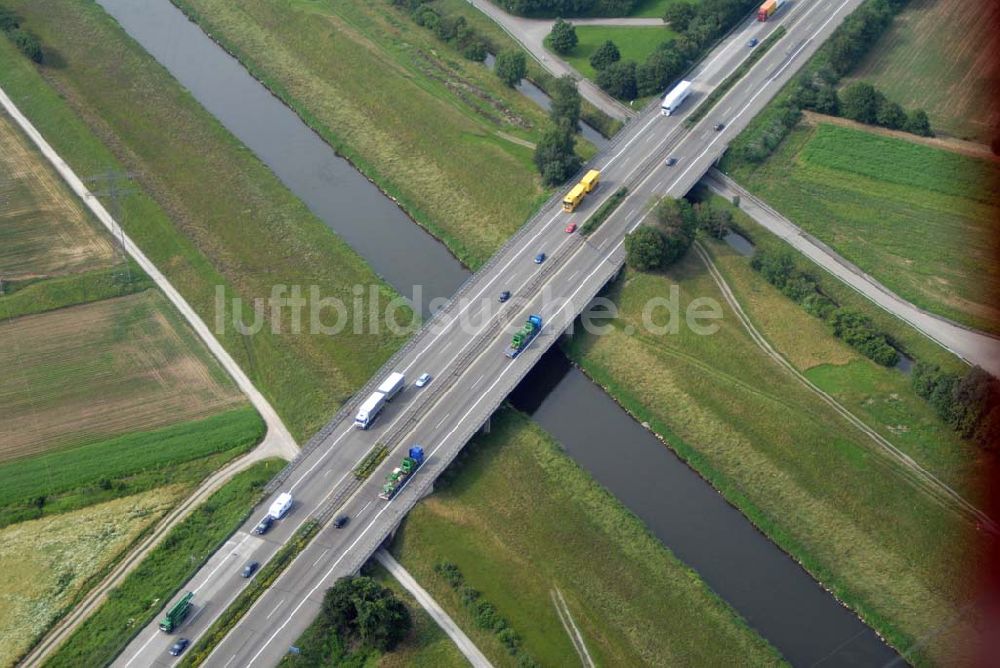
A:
379;446;425;500
505;315;542;358
355;391;386;429
757;0;786;21
562;170;601;212
268;492;293;519
377;372;405;401
159;591;193;633
661;80;692;116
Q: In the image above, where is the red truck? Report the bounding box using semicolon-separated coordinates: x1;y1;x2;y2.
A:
757;0;787;21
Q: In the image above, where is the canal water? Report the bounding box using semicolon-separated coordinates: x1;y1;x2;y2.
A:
96;0;897;664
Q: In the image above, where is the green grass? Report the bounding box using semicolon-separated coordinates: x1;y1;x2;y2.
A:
730;121;1000;334
562;251;980;666
43;459;284;668
0;2;408;440
391;408;782;667
0;264;152;320
630;0;682;18
170;0;554;269
0;406;264;512
559;25;678;80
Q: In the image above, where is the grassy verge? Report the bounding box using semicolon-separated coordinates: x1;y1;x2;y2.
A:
391;408;782;667
43;459;283;668
179;521;320;667
0;264;151;320
0;2;407;440
580;186;627;235
562;249;979;665
558;25;678;81
354;444;390;480
170;0;551;269
686;26;786;127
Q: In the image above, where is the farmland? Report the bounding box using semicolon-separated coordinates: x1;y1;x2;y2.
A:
560;25;678;81
563;248;980;665
0;486;185;666
170;0;553;268
848;0;1000;143
731;121;1000;334
391;409;780;667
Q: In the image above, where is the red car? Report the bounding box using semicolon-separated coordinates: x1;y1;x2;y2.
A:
565;223;577;234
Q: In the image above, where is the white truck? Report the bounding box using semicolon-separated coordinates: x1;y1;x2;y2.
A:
268;492;293;520
377;372;405;401
661;80;693;116
355;391;387;429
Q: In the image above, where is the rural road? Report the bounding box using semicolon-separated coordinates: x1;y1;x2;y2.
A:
466;0;636;120
374;550;493;668
704;169;1000;377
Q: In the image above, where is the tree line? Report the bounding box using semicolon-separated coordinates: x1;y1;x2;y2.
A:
392;0;489;62
0;6;43;63
498;0;639;17
912;363;1000;452
625;197;734;271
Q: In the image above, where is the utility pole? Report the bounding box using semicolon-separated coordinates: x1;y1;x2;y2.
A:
84;169;135;284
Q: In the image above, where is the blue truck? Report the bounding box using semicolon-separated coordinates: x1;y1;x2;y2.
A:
379;446;425;500
505;315;542;358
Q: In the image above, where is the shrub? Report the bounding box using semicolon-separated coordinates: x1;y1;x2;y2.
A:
589;39;620;71
548;17;578;54
596;60;637;100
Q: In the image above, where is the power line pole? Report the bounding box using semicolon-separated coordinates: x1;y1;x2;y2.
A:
84;170;136;284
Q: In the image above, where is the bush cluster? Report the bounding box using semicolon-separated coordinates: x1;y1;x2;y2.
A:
498;0;638;18
392;0;489;62
319;576;412;652
534;75;584;184
912;364;1000;451
434;561;538;666
0;6;42;63
625;196;700;270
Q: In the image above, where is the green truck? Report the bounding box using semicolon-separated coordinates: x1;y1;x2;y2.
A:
159;591;193;633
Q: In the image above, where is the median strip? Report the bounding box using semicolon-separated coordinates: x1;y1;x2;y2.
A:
352;444;389;481
580;187;628;236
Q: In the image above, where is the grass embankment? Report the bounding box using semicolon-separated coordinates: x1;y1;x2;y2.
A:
559;25;678;81
729;121;1000;334
43;460;283;668
563;250;979;665
0;2;408;439
0;265;152;320
170;0;551;269
0;487;185;666
277;562;467;668
391;409;782;667
847;0;999;143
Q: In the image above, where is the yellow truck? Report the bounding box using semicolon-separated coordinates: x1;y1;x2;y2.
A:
562;169;601;212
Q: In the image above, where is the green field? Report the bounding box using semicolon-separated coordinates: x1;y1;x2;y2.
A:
170;0;553;269
391;409;781;667
44;459;283;668
0;2;408;439
848;0;999;143
560;25;677;80
563;250;979;665
731;121;1000;334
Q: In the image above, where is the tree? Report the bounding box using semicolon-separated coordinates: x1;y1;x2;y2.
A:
9;29;42;63
904;109;933;137
548;18;578;55
636;47;683;97
876;97;906;130
589;39;620;71
839;82;880;125
549;75;581;132
494;50;527;87
0;7;19;31
462;39;488;62
625;226;666;271
533;127;581;185
320;577;411;652
663;1;697;31
596;60;637;100
653;196;696;265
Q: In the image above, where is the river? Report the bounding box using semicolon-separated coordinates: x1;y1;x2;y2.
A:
95;0;898;664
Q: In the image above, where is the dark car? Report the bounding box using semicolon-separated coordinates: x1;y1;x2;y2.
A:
252;515;273;535
241;561;259;578
498;290;511;303
169;638;190;657
713;122;725;131
334;515;350;529
534;252;546;264
747;37;759;47
665;157;677;167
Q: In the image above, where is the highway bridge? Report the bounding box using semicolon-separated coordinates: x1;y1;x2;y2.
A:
116;1;867;665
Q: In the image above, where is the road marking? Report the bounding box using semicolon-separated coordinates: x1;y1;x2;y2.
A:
265;599;285;620
323;469;332;477
311;549;328;568
435;413;451;430
471;374;485;389
193;533;252;594
360;500;373;514
223;655;238;668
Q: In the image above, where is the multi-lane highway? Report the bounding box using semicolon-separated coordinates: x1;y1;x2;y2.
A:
115;1;872;665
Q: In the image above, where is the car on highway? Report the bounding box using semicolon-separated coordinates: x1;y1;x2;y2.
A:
565;223;577;234
534;252;546;264
252;515;273;535
334;515;350;529
747;37;759;47
415;373;431;387
241;561;259;578
498;290;511;303
713;122;725;131
665;156;677;167
168;639;190;657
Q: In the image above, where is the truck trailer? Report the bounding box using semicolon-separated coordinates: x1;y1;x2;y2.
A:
355;391;387;429
377;372;405;401
379;446;425;500
661;80;693;116
159;591;193;633
505;315;542;358
757;0;786;21
268;492;293;520
562;170;601;212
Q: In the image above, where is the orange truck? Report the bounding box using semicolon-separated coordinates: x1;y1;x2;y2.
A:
757;0;786;21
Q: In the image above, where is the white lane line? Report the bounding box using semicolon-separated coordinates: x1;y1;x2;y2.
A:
568;269;580;282
471;374;485;389
323;469;332;477
223;654;238;668
265;599;286;620
124;629;160;667
311;549;329;568
435;413;451;430
360;501;373;515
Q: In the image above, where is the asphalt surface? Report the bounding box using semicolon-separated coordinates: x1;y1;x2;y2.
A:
115;2;873;666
